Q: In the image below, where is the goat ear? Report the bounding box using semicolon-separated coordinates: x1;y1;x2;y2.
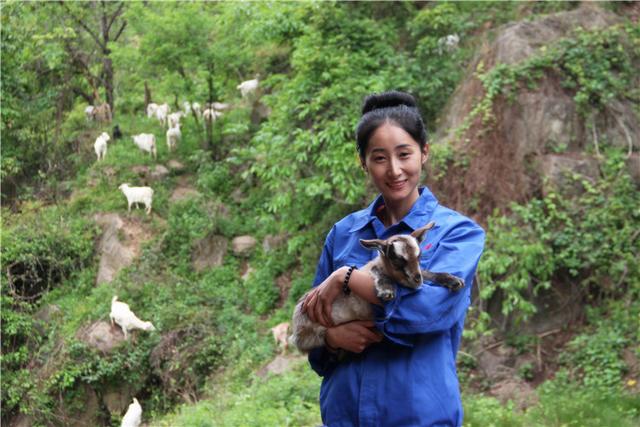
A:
411;221;435;243
360;239;386;253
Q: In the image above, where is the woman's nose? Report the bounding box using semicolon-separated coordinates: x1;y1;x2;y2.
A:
388;158;401;176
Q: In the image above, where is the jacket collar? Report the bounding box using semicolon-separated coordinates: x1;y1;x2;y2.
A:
348;187;439;233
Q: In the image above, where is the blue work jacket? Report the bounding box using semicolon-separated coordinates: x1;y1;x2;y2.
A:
308;187;485;427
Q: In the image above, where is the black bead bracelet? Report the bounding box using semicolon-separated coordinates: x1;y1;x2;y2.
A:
343;265;357;295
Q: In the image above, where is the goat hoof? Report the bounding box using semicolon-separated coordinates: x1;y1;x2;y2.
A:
379;290;395;301
448;277;465;291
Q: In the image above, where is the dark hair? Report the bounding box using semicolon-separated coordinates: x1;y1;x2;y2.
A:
355;91;427;158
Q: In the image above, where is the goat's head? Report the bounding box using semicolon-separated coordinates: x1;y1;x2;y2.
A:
360;222;435;288
141;321;156;332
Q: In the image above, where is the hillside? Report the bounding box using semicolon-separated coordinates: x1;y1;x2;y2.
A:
2;2;639;426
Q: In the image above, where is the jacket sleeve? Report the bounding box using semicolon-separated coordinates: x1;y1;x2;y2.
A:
307;226;340;377
372;219;486;347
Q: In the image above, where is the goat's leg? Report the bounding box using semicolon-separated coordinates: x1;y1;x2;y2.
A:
421;270;465;291
374;275;396;301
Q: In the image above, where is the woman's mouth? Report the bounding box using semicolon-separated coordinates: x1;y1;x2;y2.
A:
387;180;407;190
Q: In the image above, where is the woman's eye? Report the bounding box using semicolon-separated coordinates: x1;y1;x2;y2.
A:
374;157;386;162
399;152;411;158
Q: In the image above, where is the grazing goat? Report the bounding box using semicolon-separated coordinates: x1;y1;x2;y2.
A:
110;296;156;340
237;78;259;98
85;105;95;121
191;102;202;119
271;322;290;354
146;103;158;119
203;108;222;125
118;184;154;215
94;132;110;161
155;103;170;126
92;103;112;122
166;124;181;152
289;222;464;353
113;124;123;140
121;397;142;427
132;133;157;159
167;112;182;129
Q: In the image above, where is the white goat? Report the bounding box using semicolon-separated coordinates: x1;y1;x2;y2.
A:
110;296;156;340
289;222;465;353
166;124;181;152
155;103;170;126
94;132;110;161
203;108;222;124
182;101;192;116
85;105;95;121
167;111;183;129
191;102;202;119
237;78;259;98
132;133;157;159
121;397;142;427
118;184;154;215
438;33;460;54
146;103;158;119
210;102;230;112
271;322;290;354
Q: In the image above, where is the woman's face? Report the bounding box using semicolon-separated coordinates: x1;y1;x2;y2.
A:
362;123;428;206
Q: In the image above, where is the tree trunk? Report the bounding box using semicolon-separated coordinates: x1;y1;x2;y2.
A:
144;81;152;107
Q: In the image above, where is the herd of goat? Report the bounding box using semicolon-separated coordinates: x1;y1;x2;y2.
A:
90;78;259;220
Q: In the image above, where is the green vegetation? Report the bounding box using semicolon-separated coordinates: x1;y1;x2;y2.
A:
2;1;639;426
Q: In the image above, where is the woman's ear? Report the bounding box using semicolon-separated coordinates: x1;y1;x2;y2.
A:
421;144;429;164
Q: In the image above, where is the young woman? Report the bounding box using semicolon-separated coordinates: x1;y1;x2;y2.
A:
301;91;485;426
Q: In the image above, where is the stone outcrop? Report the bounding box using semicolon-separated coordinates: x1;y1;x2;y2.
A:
192;233;228;272
431;6;639;219
231;235;258;256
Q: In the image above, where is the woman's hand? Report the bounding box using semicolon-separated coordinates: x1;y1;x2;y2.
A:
302;267;347;327
325;320;383;353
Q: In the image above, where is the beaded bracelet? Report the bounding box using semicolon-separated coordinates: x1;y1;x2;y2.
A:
342;265;357;295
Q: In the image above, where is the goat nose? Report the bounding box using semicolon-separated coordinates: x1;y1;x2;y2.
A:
413;273;422;283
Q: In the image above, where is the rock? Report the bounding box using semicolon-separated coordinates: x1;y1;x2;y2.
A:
170;186;201;202
476;344;516;382
167;159;185;172
256;354;306;378
232;235;258;256
78;320;124;353
94;213;151;285
262;233;287;252
192;233;228;272
33;304;62;337
150;164;170;180
489;378;539;410
102;384;134;417
132;165;150;176
94;213;135;284
541;153;600;196
430;6;639;218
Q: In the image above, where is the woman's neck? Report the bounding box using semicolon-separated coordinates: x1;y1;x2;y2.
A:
380;189;420;227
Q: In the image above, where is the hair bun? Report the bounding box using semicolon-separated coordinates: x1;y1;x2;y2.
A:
361;91;417;115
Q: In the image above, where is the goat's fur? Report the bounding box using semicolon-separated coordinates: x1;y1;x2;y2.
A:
132;133;157;159
166;124;181;152
118;184;154;215
121;397;142;427
289;222;464;353
94;132;110;161
110;296;155;340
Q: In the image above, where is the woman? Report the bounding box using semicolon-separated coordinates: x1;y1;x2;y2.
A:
302;91;485;427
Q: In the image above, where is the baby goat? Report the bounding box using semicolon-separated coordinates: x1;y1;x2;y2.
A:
110;296;156;340
289;222;464;353
121;397;142;427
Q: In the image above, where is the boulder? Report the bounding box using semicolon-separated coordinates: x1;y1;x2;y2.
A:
150;164;170;180
78;320;124;353
262;233;287;252
232;235;258;256
431;6;639;218
167;159;185;173
192;233;228;272
540;153;600;196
